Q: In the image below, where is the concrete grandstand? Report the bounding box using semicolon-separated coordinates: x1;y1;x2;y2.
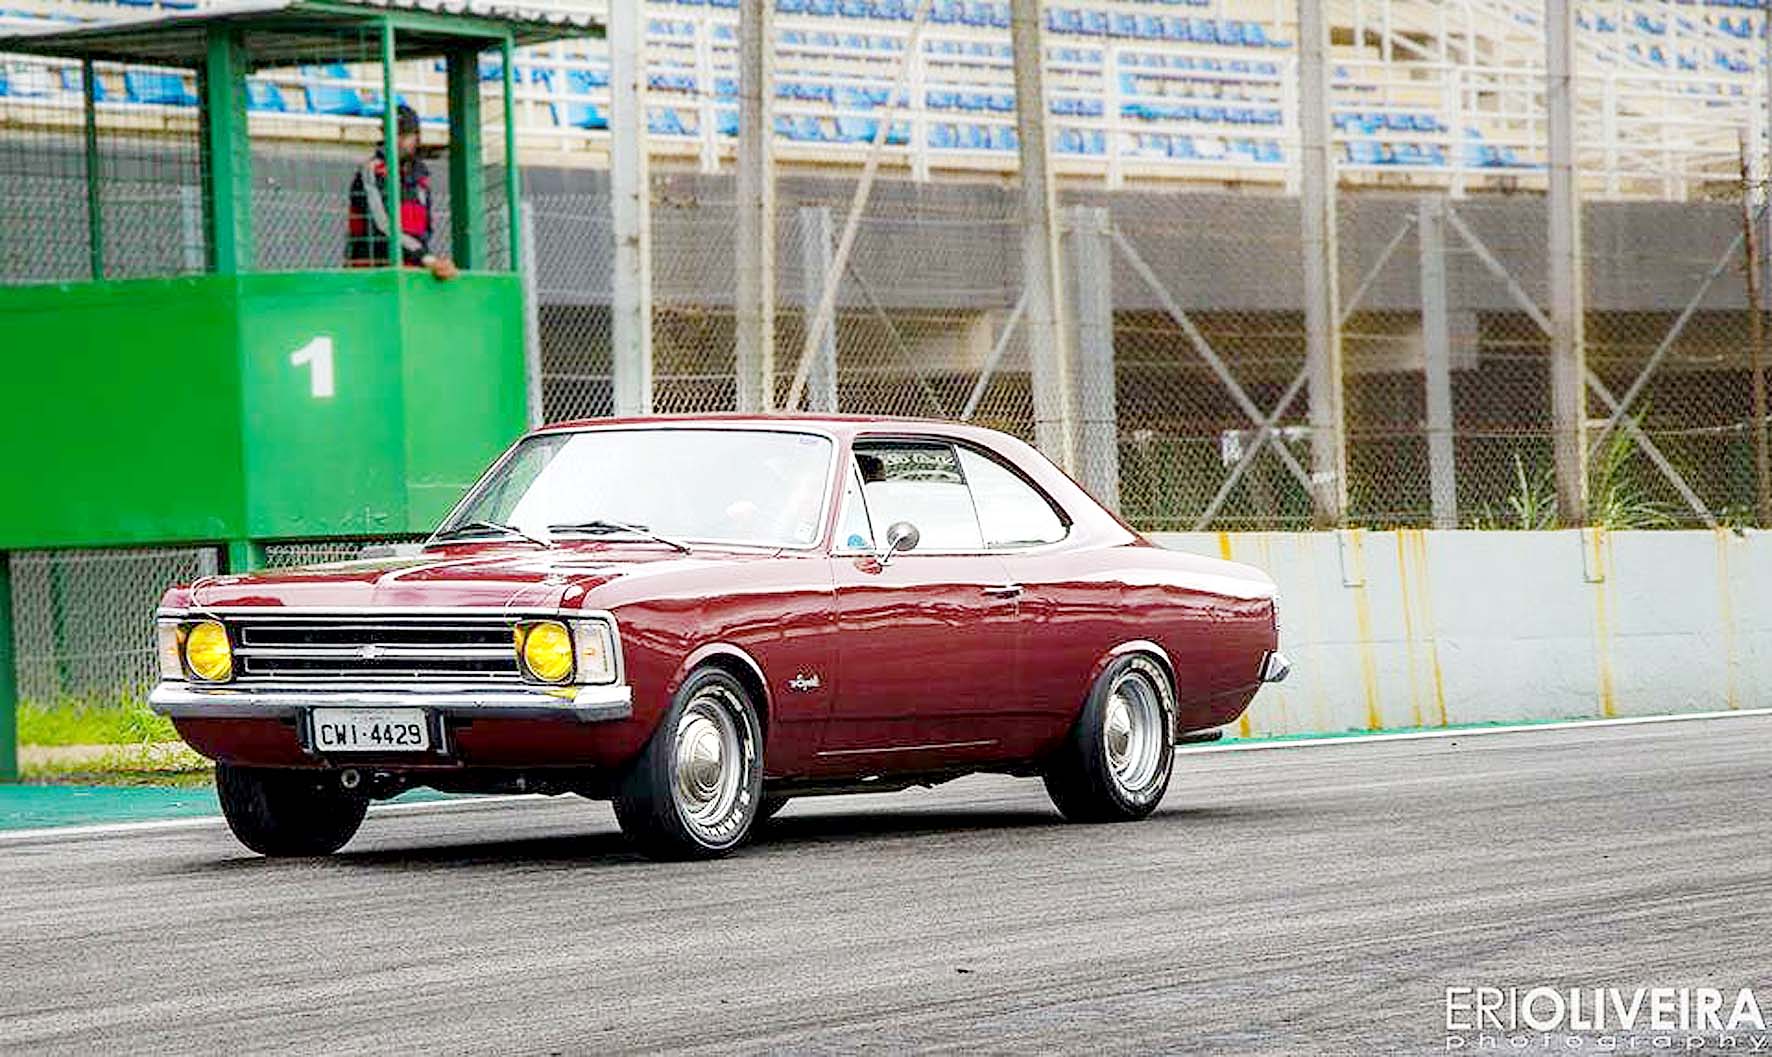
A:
1;0;1766;198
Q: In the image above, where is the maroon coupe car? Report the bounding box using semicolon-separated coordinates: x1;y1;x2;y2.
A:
150;416;1288;860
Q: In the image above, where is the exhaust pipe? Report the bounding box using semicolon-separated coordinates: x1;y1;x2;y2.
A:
339;768;362;791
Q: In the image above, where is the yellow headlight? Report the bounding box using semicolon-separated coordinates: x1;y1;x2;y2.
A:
183;620;233;682
516;620;574;683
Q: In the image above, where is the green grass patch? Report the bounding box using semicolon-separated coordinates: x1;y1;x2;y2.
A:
18;697;178;748
21;743;212;787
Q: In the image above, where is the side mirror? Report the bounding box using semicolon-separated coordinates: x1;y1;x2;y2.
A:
878;521;920;566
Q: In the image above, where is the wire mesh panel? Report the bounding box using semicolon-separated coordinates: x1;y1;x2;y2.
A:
262;537;426;567
9;547;215;706
0;54;203;284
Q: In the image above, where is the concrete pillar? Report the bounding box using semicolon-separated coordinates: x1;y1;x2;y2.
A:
1068;206;1120;510
735;0;776;411
798;206;840;413
1010;0;1076;472
1418;196;1458;528
1297;0;1347;527
608;0;653;416
1547;0;1588;524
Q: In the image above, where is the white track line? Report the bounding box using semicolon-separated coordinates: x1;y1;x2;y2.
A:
0;793;547;845
1175;706;1772;755
5;708;1769;844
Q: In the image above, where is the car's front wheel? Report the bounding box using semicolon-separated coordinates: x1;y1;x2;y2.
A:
215;763;369;857
613;668;765;860
1043;653;1176;823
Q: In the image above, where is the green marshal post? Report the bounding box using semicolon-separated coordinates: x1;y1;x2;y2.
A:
0;1;602;780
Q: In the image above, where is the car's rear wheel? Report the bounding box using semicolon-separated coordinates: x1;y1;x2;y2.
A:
215;762;369;857
613;668;764;860
1043;654;1176;823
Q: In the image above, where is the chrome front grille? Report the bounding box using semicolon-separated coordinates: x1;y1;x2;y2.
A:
230;614;522;683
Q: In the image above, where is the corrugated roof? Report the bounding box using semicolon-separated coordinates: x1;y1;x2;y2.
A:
0;0;602;67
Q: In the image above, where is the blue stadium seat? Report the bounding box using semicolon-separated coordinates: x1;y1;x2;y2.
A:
1136;14;1163;38
988;92;1014;112
303;73;363;116
778;0;806;11
124;70;196;106
563;69;608;128
246;79;288;112
1244;21;1268;47
929;122;958;148
1111;12;1138;36
835;116;876;141
1346;140;1383;165
1190;18;1216;43
927;88;958;109
989;124;1017;151
716;108;739;136
960;124;991;150
962;1;992;27
958;91;990;111
807;0;835;14
839;0;867;16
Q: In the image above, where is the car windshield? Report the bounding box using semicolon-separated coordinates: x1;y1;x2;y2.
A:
440;429;835;548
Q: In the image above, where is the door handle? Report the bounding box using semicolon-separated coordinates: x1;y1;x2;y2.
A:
982;583;1023;599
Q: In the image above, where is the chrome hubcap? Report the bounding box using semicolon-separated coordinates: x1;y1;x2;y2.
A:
1103;671;1164;793
672;690;745;833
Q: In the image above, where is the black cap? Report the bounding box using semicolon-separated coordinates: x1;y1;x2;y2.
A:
396;103;420;135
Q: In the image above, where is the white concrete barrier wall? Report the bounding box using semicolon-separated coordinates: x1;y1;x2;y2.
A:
1150;530;1772;738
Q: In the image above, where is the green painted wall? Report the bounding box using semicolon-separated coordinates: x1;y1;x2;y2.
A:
0;270;526;549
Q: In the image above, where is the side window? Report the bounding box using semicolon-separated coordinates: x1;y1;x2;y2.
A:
836;464;875;550
957;448;1068;548
854;441;984;551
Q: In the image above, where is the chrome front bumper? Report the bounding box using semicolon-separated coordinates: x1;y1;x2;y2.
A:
147;681;633;723
1259;651;1292;684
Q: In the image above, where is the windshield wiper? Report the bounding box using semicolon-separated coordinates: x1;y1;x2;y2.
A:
429;520;551;548
547;519;693;554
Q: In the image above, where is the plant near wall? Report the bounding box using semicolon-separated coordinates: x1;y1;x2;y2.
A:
1474;429;1678;530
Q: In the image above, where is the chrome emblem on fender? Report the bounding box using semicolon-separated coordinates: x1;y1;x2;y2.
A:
788;672;820;693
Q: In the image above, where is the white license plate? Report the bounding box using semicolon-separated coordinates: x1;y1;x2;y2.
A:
311;708;431;753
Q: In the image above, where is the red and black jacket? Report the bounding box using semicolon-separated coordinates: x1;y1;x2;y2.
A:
346;149;432;267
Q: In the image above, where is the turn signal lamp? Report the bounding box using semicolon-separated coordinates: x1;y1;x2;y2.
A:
183;620;233;682
515;620;575;684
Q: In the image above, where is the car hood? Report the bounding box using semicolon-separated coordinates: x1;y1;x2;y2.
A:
183;543;772;612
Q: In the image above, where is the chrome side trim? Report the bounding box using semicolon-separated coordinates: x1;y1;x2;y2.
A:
1260;651;1292;684
816;739;997;757
148;681;632;723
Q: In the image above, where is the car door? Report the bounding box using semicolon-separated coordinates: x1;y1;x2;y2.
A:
951;445;1102;755
819;439;1021;771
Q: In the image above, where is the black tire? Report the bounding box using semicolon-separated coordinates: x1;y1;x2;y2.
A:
215;763;369;857
1043;653;1176;823
756;793;791;822
613;668;765;860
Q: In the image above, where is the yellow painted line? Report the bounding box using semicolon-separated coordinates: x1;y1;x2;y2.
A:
1715;528;1740;710
1216;531;1234;561
1587;528;1617;719
1345;530;1383;731
1410;530;1449;728
1395;531;1424;729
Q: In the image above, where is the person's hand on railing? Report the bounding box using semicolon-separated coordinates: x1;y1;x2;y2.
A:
421;254;460;281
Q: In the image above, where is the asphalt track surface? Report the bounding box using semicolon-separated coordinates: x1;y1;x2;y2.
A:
2;715;1767;1056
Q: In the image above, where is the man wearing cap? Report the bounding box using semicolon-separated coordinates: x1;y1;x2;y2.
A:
346;102;458;279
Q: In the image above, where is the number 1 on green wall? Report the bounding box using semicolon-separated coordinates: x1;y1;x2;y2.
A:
290;336;336;399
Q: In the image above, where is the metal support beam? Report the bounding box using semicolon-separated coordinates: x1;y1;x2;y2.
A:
445;46;485;270
200;25;252;274
380;19;400;271
608;0;653;416
501;33;520;271
786;0;935;410
519;200;544;427
1297;0;1346;527
226;540;263;574
0;554;15;783
1546;0;1588;525
961;293;1027;421
1418;196;1458;528
1068;206;1119;509
1112;227;1313;493
81;59;102;280
798;207;840;413
1011;0;1076;472
735;0;775;411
